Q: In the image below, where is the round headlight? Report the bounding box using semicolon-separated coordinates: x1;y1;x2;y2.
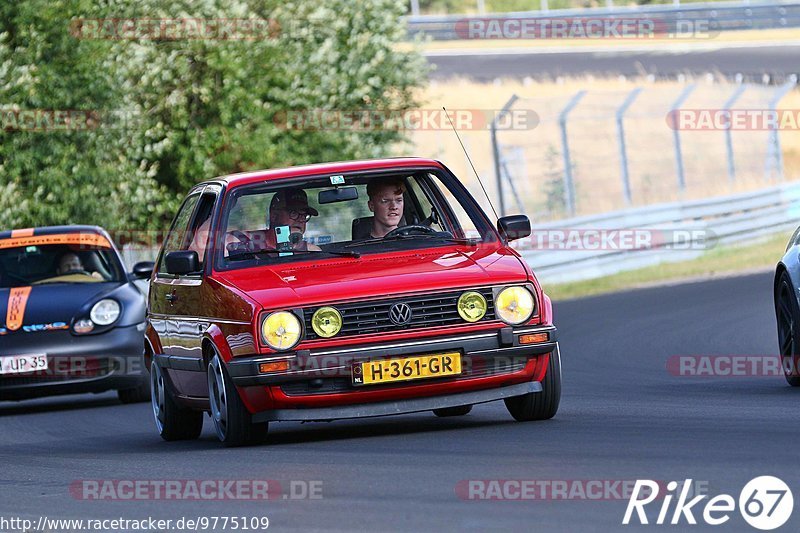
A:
311;307;342;338
90;299;121;326
261;311;302;351
495;286;535;325
457;291;487;323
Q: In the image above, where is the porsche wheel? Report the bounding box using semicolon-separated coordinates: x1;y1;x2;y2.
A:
151;361;203;440
208;352;268;447
505;345;561;421
775;271;800;387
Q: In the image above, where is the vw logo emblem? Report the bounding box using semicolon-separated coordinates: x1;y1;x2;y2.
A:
389;303;413;325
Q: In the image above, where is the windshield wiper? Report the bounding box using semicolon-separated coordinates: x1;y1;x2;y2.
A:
228;248;360;261
345;233;479;248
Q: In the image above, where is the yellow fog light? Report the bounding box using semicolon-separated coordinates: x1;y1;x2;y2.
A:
311;307;342;338
261;311;302;351
495;286;535;325
457;291;487;323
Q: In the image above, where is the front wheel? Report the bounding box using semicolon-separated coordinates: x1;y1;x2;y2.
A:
208;352;268;447
151;361;203;441
775;271;800;387
505;345;561;421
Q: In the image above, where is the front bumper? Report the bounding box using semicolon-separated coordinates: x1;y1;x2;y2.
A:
0;324;147;401
222;324;557;413
251;380;542;422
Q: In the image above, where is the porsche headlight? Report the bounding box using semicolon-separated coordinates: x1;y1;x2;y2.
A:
311;307;342;338
457;291;487;323
90;299;120;326
261;311;302;350
495;286;535;325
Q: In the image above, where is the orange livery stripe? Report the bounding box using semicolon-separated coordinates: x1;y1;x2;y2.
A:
7;286;32;331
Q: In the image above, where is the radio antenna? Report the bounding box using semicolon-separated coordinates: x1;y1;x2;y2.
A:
442;106;500;221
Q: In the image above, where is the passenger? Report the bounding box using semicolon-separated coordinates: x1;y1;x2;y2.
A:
366;178;406;238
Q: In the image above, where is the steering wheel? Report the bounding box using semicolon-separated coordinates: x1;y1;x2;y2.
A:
385;225;438;239
62;269;93;276
230;230;251;244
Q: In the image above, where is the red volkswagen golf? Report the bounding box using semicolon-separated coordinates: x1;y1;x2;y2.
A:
145;158;560;446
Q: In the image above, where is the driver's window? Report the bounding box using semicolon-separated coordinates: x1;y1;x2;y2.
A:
405;176;447;233
157;194;200;275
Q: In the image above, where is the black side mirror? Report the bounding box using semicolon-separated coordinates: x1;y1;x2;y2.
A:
131;261;155;279
165;251;200;276
497;215;531;242
319;187;358;204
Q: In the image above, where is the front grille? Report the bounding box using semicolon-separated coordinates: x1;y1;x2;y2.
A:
303;287;497;340
280;355;526;396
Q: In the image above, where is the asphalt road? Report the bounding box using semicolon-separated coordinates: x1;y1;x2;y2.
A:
2;270;798;532
427;44;800;81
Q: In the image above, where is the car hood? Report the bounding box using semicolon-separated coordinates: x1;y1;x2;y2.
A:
0;282;123;335
216;244;529;310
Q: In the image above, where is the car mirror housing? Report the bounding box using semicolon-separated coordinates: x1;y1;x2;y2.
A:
319;186;358;204
497;215;531;242
131;261;155;279
165;251;200;276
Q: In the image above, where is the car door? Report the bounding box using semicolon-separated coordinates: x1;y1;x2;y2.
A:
166;185;222;397
150;190;202;395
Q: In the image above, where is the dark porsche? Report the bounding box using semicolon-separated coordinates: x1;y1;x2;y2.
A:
0;225;153;402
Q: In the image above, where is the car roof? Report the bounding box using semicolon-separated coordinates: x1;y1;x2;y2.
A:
203;157;445;190
0;225;108;240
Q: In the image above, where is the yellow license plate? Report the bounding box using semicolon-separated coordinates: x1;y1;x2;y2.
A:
353;353;462;386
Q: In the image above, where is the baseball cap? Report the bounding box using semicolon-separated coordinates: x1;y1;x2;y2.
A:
269;188;319;216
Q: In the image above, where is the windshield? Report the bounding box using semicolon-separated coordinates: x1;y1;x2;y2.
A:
0;239;124;288
215;169;495;270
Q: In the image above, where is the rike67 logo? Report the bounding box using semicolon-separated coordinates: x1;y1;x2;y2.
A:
623;477;793;530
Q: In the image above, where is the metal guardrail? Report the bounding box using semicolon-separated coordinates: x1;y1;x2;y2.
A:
516;183;800;283
407;0;800;40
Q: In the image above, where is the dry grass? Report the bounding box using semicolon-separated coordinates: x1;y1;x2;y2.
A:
402;76;800;221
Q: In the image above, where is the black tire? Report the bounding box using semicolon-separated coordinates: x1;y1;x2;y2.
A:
151;361;203;441
118;379;151;404
505;345;561;421
775;271;800;387
208;352;269;447
433;405;473;417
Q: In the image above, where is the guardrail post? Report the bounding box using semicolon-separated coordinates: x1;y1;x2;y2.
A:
616;87;643;206
491;94;519;218
559;90;587;217
722;84;747;184
670;84;696;193
409;0;420;17
765;76;797;182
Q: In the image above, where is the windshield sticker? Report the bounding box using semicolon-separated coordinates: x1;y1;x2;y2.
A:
329;175;345;185
0;232;112;250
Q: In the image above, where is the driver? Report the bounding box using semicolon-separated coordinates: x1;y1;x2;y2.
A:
366;178;406;238
267;188;321;251
56;252;102;279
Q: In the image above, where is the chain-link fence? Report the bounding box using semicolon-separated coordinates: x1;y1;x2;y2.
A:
409;78;800;223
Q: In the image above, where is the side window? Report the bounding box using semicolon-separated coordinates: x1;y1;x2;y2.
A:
424;173;482;239
157;194;200;274
405;177;446;233
186;193;218;268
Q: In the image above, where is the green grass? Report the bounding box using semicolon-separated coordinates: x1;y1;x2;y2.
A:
543;232;792;301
